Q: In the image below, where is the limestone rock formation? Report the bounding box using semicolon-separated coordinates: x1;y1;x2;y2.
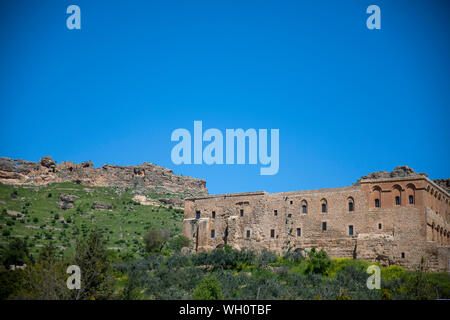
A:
0;156;208;197
433;179;450;193
92;201;113;210
357;166;428;182
58;193;79;210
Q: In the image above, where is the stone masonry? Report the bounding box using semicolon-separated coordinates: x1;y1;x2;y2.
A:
183;167;450;272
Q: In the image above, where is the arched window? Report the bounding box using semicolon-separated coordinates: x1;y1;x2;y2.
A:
406;184;415;205
321;198;327;213
348;197;354;212
393;185;402;206
301;200;308;214
373;186;381;208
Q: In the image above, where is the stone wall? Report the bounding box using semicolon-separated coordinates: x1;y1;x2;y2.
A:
183;167;450;272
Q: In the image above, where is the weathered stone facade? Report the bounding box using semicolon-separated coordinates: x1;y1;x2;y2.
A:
183;167;450;272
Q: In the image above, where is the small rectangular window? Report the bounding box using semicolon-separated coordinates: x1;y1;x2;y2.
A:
246;230;250;238
196;211;200;219
322;204;327;213
274;210;278;216
395;196;400;205
270;229;275;238
349;225;354;236
212;211;216;219
240;209;244;217
401;252;405;259
322;222;327;231
409;195;414;204
349;202;354;212
378;223;382;230
297;228;301;237
290;201;293;205
302;205;307;214
375;199;380;208
211;229;215;238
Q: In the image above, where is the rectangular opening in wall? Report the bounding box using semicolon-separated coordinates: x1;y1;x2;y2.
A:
211;229;215;238
270;229;275;238
378;223;382;230
274;210;278;216
212;211;216;219
297;228;301;237
302;205;307;214
349;225;354;236
395;196;400;205
375;199;380;208
240;209;244;217
246;230;250;238
196;211;200;219
409;195;414;204
401;252;405;259
322;222;327;231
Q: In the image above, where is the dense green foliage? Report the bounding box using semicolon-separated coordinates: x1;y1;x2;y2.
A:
193;276;223;300
2;230;115;299
113;246;450;300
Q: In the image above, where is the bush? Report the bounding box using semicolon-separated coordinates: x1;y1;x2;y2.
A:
166;235;191;252
303;248;331;275
193;276;223;300
143;229;170;253
0;238;30;268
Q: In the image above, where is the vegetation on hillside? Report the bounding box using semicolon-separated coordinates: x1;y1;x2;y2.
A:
0;182;183;260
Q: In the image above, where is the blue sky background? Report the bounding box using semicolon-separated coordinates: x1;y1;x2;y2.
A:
0;0;449;195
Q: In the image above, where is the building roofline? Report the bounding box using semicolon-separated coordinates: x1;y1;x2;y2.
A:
185;191;267;201
359;175;449;197
186;174;449;201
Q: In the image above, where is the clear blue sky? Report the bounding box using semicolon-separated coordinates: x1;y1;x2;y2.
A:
1;0;449;195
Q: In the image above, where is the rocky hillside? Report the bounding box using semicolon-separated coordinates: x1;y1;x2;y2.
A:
0;156;208;197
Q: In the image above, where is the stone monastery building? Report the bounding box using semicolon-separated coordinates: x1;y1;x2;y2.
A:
183;167;450;271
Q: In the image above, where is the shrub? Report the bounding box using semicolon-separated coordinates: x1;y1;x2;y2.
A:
143;229;170;253
193;276;223;300
303;248;331;275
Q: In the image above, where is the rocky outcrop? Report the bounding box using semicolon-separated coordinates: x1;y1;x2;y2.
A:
92;201;113;210
0;156;208;197
58;194;79;210
433;179;450;193
158;198;184;208
357;166;428;182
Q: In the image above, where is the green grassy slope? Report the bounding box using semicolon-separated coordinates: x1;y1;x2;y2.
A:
0;182;184;259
